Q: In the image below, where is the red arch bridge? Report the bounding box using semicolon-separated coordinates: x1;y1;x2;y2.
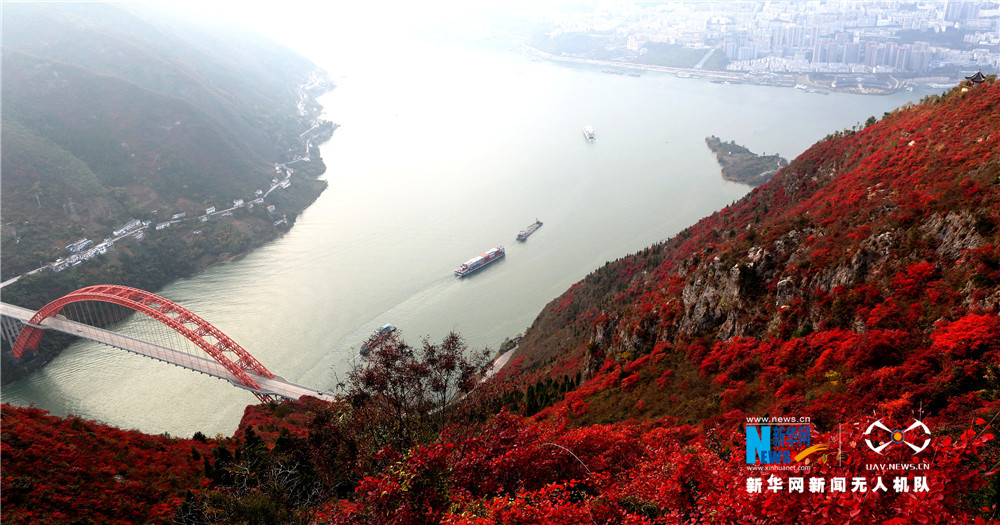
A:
1;285;333;403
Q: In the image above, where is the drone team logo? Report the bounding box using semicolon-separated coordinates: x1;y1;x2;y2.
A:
864;419;932;455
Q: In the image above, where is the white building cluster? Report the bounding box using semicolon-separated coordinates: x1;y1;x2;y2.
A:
65;238;93;253
52;239;115;272
545;1;999;77
112;219;143;237
17;91;321;283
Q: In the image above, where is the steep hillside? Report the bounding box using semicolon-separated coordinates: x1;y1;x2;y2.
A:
511;79;1000;428
1;2;330;278
1;2;315;158
2;48;270;227
0;404;212;524
1;3;333;384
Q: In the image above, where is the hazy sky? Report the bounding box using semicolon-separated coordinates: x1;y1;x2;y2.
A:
157;0;539;68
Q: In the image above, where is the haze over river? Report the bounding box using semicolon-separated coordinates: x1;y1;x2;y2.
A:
2;29;935;437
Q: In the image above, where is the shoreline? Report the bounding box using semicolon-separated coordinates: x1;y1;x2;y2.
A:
519;43;955;96
0;77;336;387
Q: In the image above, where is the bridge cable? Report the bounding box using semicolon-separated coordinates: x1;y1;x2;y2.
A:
1;315;24;346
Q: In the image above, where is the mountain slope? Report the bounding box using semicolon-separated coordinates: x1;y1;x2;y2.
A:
1;3;328;278
510;80;999;427
1;2;314;158
4;48;271;200
0;3;332;384
0;405;211;523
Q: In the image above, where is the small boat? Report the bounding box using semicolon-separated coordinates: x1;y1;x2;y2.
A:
582;125;595;141
516;219;543;242
360;323;395;357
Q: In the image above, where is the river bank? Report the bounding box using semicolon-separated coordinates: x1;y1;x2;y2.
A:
0;175;329;386
520;43;960;96
1;80;336;386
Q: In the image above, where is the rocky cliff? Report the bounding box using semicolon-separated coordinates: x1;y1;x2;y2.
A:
512;80;1000;427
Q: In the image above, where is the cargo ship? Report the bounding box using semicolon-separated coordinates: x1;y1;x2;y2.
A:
360;323;395;357
582;125;595;140
455;245;505;277
516;219;543;242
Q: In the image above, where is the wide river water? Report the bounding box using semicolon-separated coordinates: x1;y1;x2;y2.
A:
2;33;935;437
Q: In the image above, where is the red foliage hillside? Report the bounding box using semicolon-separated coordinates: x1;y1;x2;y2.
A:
514;80;1000;429
1;405;212;524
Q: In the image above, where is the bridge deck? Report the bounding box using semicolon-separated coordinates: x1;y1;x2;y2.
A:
1;302;334;402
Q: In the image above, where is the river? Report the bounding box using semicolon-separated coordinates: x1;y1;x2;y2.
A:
1;28;936;437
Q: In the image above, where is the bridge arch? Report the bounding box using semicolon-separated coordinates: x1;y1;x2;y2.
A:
12;284;274;393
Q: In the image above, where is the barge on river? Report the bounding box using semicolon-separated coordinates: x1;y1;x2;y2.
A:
360;323;395;357
516;219;543;242
455;245;505;277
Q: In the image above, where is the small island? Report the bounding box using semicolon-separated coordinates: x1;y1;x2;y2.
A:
705;136;788;186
